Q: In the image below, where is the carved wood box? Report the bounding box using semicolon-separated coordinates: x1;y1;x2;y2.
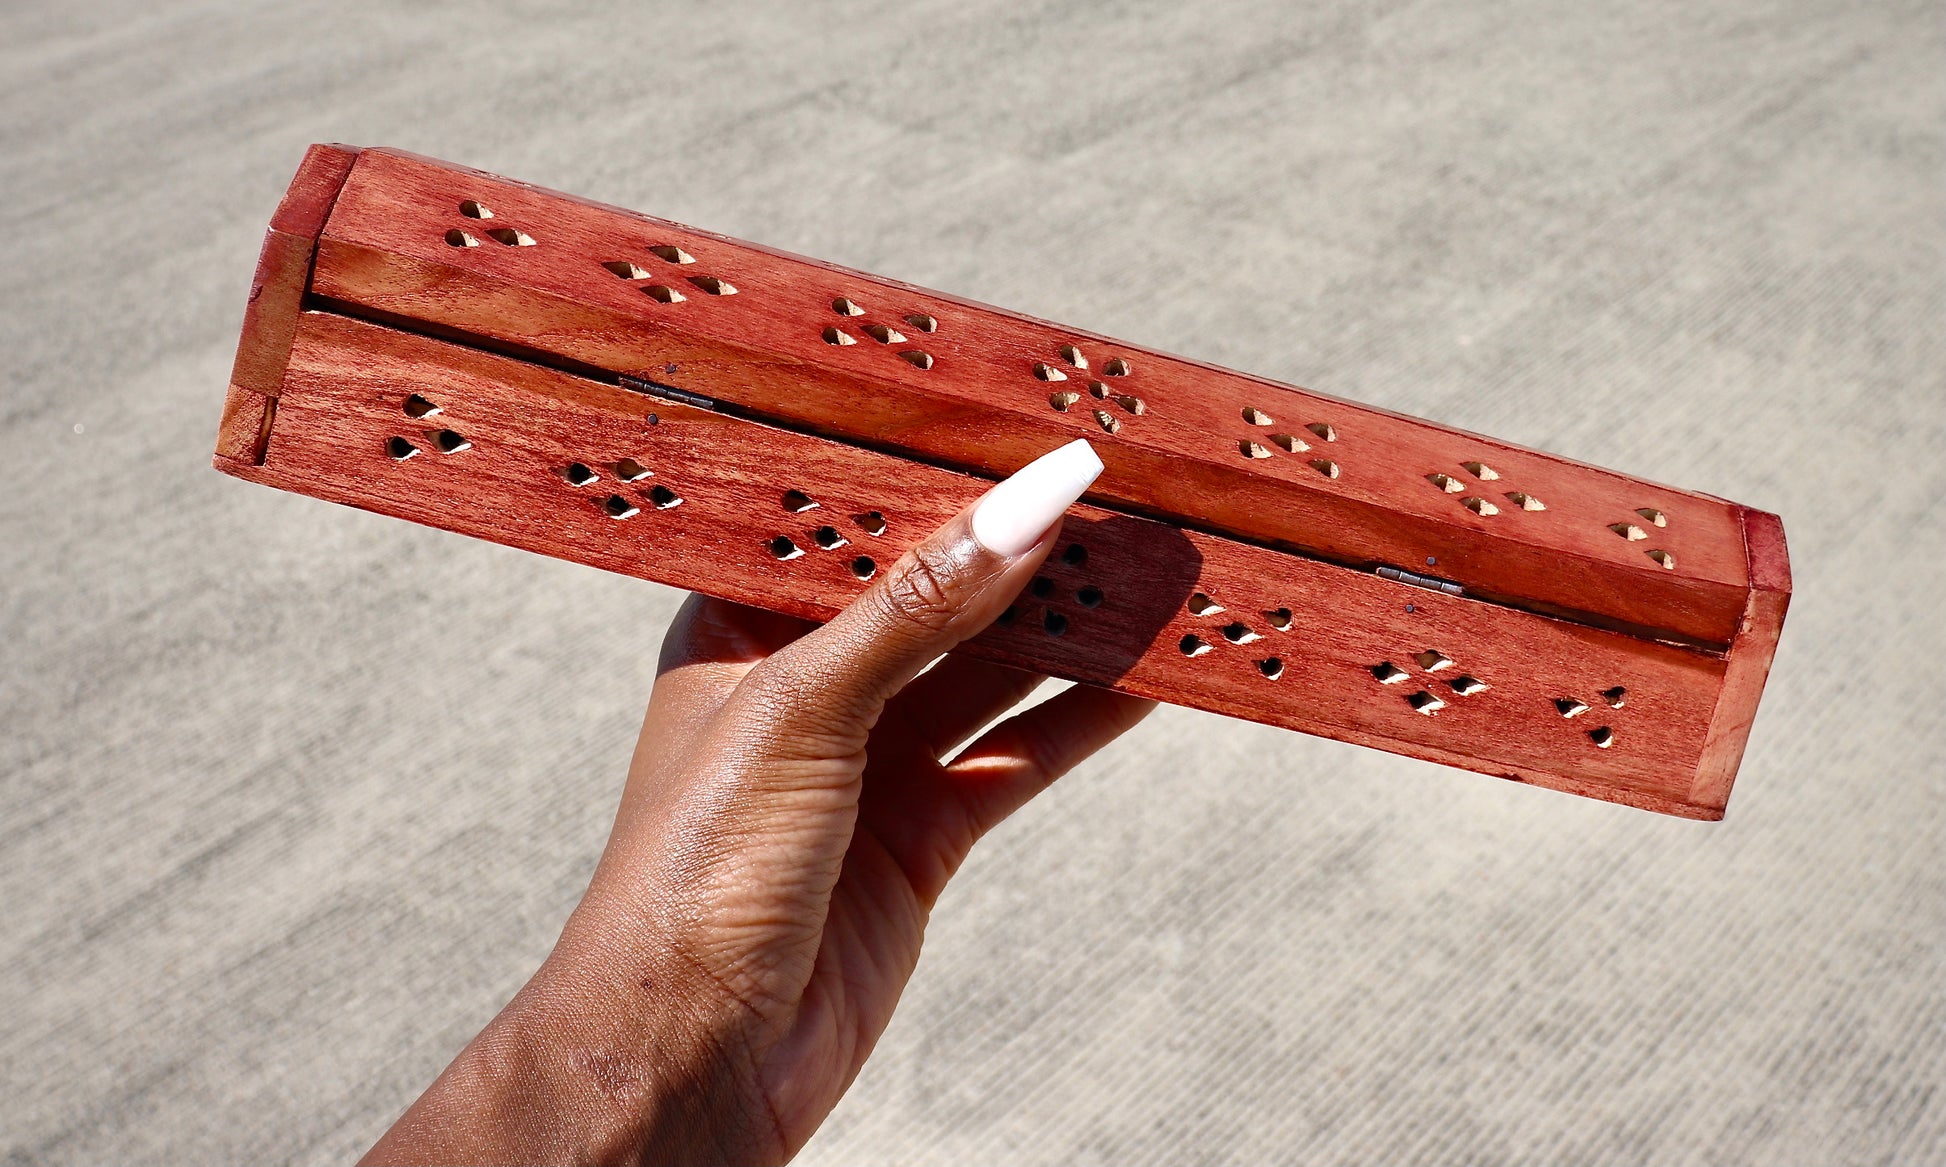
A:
214;144;1790;820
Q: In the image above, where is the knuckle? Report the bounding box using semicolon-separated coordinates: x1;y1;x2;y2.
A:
732;651;872;753
875;543;965;637
737;654;832;721
736;652;819;714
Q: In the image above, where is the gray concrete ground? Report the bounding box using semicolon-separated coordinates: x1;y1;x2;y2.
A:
3;1;1941;1162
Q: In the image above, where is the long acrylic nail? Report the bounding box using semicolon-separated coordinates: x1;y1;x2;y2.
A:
970;439;1104;557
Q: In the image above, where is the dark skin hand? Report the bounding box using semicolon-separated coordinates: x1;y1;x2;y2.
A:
364;453;1153;1164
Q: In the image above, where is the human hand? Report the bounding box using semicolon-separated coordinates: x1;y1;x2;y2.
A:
365;439;1155;1165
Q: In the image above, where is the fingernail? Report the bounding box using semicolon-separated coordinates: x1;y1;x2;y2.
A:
971;439;1104;556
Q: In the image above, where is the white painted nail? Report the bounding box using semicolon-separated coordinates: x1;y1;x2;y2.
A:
971;439;1104;557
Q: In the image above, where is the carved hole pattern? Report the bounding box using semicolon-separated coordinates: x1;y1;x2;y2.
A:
449;200;545;253
1364;647;1496;716
1037;344;1141;432
1164;588;1648;720
452;198;1693;626
761;492;894;583
389;301;1665;764
1424;459;1554;519
388;395;466;462
1606;506;1675;569
1555;684;1633;748
824;297;933;371
1235;412;1340;479
983;541;1102;641
1179;590;1284;678
589;234;737;307
455;197;1691;607
535;423;684;520
584;474;673;515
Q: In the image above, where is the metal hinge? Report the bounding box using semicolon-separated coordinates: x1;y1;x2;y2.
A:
619;373;720;412
1376;565;1465;596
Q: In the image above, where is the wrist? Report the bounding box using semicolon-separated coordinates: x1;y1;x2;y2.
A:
518;945;785;1166
365;941;781;1166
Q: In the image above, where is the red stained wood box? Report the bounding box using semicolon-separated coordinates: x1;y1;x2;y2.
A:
215;144;1790;820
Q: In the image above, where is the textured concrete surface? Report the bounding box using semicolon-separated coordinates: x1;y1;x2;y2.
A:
3;1;1942;1162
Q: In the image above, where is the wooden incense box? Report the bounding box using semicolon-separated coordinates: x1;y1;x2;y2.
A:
214;144;1790;820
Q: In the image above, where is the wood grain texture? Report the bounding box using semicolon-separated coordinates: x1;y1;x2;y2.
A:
226;311;1740;818
1688;508;1792;811
310;148;1759;649
213;144;1794;819
214;143;359;466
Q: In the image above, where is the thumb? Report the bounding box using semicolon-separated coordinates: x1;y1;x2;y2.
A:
738;439;1103;746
